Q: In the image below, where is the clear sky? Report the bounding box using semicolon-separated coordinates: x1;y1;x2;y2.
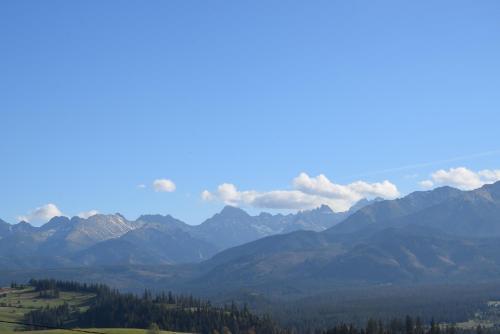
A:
1;1;500;225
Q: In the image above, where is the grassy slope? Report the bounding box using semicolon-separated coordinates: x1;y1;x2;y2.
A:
0;287;94;333
0;287;183;334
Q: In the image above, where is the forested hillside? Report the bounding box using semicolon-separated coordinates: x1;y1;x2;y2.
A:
21;279;283;334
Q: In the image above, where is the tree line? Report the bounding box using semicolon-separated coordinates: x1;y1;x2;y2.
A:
25;279;284;334
321;316;490;334
22;280;495;334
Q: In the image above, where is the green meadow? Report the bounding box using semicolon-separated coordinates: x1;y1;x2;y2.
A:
0;287;183;334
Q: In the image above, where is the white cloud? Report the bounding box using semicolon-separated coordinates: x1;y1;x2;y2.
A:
153;179;176;192
202;173;400;212
478;169;500;183
293;173;399;201
419;180;434;189
420;167;500;190
137;184;146;189
252;190;327;210
77;210;99;219
201;190;214;201
17;203;63;225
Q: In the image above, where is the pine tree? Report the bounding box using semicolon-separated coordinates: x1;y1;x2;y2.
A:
405;315;414;334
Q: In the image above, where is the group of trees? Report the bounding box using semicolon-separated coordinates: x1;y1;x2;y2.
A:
29;278;106;294
24;303;71;330
268;284;500;332
79;288;281;334
22;280;497;334
10;281;27;289
24;279;284;334
322;317;490;334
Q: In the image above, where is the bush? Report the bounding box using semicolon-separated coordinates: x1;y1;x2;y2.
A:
147;323;160;334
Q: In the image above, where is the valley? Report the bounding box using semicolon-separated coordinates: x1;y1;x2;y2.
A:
3;182;500;331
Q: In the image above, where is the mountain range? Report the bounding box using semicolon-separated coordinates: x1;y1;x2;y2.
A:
3;182;500;303
178;181;500;299
0;199;371;269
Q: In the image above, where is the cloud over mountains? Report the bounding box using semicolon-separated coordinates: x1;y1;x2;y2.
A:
17;203;63;224
202;172;400;212
420;167;500;190
77;209;99;219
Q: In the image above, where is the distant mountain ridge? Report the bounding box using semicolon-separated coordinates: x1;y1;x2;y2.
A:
170;181;500;299
0;199;374;269
3;183;500;302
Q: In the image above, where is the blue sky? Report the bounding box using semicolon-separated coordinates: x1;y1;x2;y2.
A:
1;1;500;225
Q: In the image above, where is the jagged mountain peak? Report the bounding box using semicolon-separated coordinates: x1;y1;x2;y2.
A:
349;198;383;212
61;213;140;250
403;185;462;202
295;204;334;217
475;180;500;200
218;205;250;218
135;214;191;233
137;213;176;222
114;212;127;220
75;213;132;227
47;215;70;223
89;212;125;220
11;220;35;233
40;216;71;230
316;204;334;213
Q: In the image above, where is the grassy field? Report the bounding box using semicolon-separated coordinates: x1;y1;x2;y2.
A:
0;287;186;334
0;286;95;333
